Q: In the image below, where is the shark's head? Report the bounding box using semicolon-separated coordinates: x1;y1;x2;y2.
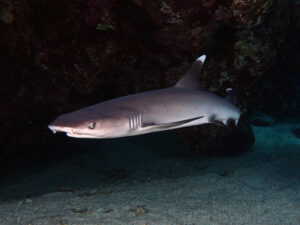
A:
48;109;129;138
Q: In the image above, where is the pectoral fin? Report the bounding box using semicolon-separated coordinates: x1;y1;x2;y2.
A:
142;116;204;131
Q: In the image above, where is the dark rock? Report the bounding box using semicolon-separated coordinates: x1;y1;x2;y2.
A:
250;111;275;127
292;125;300;139
251;120;272;127
174;122;255;157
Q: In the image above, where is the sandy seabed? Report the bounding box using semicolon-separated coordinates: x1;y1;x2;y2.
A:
0;121;299;225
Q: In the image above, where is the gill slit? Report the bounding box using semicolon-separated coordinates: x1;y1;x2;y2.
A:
129;113;142;131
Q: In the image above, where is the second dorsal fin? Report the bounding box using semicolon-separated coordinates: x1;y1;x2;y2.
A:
175;55;206;89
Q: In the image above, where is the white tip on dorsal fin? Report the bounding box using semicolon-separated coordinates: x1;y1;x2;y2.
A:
175;54;206;89
197;55;206;63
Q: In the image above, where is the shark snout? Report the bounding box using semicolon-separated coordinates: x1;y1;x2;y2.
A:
48;113;81;134
48;123;101;138
48;125;57;133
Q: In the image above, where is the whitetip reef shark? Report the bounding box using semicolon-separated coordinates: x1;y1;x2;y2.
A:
48;55;240;138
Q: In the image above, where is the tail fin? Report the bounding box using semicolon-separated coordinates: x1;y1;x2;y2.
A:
225;88;239;106
225;88;234;102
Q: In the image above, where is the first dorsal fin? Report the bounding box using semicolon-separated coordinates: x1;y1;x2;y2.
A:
175;55;206;89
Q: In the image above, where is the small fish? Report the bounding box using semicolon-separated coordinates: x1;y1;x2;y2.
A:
48;55;240;138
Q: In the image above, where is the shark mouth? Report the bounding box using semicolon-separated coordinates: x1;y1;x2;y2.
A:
48;125;71;134
66;133;98;138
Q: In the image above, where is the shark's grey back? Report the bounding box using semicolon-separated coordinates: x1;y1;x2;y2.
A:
86;87;237;125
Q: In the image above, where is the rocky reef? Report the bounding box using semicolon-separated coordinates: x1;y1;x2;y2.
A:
0;0;299;172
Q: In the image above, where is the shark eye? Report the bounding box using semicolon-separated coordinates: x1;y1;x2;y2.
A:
88;121;96;129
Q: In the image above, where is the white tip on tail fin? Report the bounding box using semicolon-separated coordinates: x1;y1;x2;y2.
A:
175;54;207;89
226;88;233;93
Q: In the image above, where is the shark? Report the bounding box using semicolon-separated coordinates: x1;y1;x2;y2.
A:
48;55;240;138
